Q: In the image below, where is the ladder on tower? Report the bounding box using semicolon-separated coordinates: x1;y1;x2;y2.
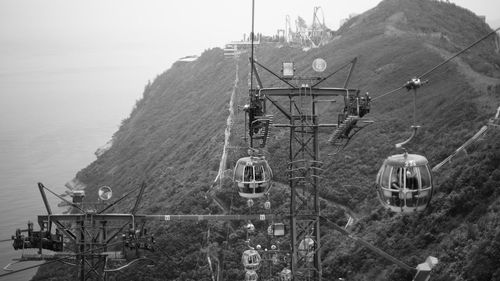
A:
328;115;359;144
252;115;273;148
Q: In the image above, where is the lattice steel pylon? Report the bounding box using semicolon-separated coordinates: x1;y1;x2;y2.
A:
7;182;154;281
247;58;362;281
287;84;323;280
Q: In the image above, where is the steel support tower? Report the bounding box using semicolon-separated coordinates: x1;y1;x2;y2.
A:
16;182;154;281
246;53;360;281
252;86;353;281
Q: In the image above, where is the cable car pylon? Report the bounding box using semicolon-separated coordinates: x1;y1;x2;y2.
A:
238;29;374;278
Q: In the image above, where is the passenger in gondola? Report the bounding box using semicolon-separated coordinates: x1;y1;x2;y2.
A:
244;167;252;181
391;169;402;206
254;167;262;181
406;168;419;204
244;167;252;193
406;168;418;190
255;167;265;193
254;167;263;193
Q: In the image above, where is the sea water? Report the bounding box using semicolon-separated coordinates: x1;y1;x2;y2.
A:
0;51;151;280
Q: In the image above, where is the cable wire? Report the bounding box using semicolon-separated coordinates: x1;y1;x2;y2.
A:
0;241;123;278
371;85;405;101
320;216;415;272
418;27;500;79
372;27;500;102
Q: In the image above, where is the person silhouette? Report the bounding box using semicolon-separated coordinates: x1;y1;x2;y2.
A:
390;168;402;206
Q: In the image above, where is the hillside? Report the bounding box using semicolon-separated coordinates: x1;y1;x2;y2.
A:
32;0;500;280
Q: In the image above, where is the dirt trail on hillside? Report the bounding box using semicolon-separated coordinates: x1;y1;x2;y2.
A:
214;59;239;188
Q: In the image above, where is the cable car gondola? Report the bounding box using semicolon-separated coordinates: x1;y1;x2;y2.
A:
233;156;273;198
279;268;292;281
245;270;258;281
374;77;434;213
298;236;315;263
375;153;433;213
242;249;262;271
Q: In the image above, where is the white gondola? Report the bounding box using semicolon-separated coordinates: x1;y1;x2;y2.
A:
376;153;433;213
245;270;258;281
298;236;315;263
242;249;262;271
279;268;292;281
233;156;273;198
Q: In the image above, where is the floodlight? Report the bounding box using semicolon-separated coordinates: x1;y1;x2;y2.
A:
312;58;327;72
72;190;85;203
273;223;285;236
98;186;113;201
282;62;294;77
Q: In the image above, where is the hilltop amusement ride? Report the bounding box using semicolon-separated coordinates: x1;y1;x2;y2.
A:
1;1;500;280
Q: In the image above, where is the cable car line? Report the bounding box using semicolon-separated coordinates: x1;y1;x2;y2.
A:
57;259;77;267
0;241;123;278
418;27;500;80
371;85;405;101
431;105;500;173
39;183;86;215
372;27;500;102
320;216;416;272
98;184;144;214
431;125;488;172
252;59;296;88
312;57;357;88
104;258;154;272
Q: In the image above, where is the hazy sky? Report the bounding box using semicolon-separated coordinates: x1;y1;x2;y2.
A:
0;0;499;133
1;0;499;81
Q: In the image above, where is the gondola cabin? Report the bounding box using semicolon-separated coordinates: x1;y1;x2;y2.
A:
245;270;258;281
376;153;433;213
298;236;315;263
234;156;273;198
280;268;292;281
242;249;262;271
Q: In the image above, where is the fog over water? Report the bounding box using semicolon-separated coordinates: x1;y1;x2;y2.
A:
0;0;498;280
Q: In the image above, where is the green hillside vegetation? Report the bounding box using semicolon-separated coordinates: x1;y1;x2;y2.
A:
32;0;500;280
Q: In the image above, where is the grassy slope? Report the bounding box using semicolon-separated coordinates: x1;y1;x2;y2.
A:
32;0;500;280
